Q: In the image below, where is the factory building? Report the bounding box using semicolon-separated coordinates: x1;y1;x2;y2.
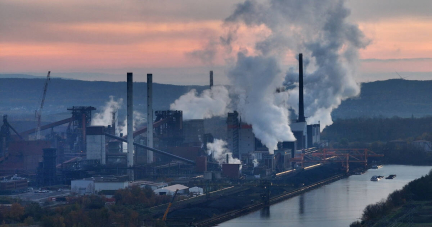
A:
307;124;321;148
129;181;168;190
225;53;320;172
0;140;50;175
71;176;129;195
183;119;205;146
290;122;307;150
0;62;322;187
227;111;240;158
86;126;106;164
153;184;189;196
0;175;28;194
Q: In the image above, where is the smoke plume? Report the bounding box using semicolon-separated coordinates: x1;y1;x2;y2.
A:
228;53;295;153
225;0;369;129
119;111;146;136
207;139;241;165
91;96;122;129
181;0;368;152
185;38;219;65
170;86;231;120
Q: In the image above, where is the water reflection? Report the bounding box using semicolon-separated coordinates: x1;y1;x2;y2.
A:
218;165;432;227
299;194;305;215
260;206;270;218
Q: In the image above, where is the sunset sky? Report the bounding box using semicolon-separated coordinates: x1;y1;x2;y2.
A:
1;0;431;85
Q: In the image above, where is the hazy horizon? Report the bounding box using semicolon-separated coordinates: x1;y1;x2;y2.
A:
1;0;431;85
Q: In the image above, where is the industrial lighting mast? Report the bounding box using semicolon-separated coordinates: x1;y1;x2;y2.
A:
35;71;51;140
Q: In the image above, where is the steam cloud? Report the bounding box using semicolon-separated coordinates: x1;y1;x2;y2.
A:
177;0;368;152
170;86;231;120
92;96;122;130
185;39;219;65
92;96;147;152
225;0;368;129
228;53;295;153
207;139;241;165
119;111;146;136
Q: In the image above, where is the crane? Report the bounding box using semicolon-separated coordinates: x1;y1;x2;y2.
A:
395;72;409;80
162;189;179;222
35;71;51;140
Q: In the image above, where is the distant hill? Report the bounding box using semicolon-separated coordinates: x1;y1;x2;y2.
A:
331;79;432;118
0;78;206;121
0;74;42;79
0;78;431;121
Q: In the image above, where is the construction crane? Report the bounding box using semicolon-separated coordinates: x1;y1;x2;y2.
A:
162;189;179;222
35;71;51;140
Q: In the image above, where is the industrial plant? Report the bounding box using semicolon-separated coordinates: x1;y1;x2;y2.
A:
0;54;379;202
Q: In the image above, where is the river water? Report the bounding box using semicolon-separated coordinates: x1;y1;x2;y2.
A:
218;165;432;227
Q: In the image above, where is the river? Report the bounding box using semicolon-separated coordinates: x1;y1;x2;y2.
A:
218;165;432;227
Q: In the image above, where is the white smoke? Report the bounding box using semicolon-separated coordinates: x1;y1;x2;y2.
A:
207;139;241;165
91;96;122;131
170;86;231;120
252;154;259;168
119;111;146;153
119;111;146;136
181;0;368;152
228;53;295;153
225;0;369;129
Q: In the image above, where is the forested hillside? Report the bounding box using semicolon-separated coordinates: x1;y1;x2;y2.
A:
0;78;206;120
332;79;432;118
322;117;432;142
0;77;431;120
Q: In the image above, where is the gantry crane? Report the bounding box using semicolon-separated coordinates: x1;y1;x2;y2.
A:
35;71;51;140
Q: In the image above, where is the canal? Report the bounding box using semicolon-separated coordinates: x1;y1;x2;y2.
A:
218;165;432;227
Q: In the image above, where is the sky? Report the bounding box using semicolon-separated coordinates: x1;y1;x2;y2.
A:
0;0;431;85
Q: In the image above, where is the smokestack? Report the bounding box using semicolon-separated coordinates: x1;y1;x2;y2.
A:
210;71;214;88
226;153;229;164
298;53;306;122
127;72;134;180
111;111;118;136
147;74;154;163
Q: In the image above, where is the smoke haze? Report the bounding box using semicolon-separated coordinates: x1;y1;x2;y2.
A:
175;0;368;151
207;139;241;165
223;0;369;129
228;53;295;153
119;111;145;136
91;96;122;128
170;86;231;120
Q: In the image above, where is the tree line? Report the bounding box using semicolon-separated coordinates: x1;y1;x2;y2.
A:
0;186;172;227
350;169;432;227
322;116;432;143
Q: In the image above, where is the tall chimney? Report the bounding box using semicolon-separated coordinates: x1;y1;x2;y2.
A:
298;53;306;122
210;70;214;88
147;74;154;163
127;72;134;180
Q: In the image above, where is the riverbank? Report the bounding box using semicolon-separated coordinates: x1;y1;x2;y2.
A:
195;174;345;227
220;165;432;227
157;164;349;226
350;168;432;227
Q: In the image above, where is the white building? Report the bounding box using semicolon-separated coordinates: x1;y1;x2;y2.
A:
129;181;168;190
412;140;432;152
153;184;189;196
71;179;94;195
71;176;128;195
189;186;203;196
